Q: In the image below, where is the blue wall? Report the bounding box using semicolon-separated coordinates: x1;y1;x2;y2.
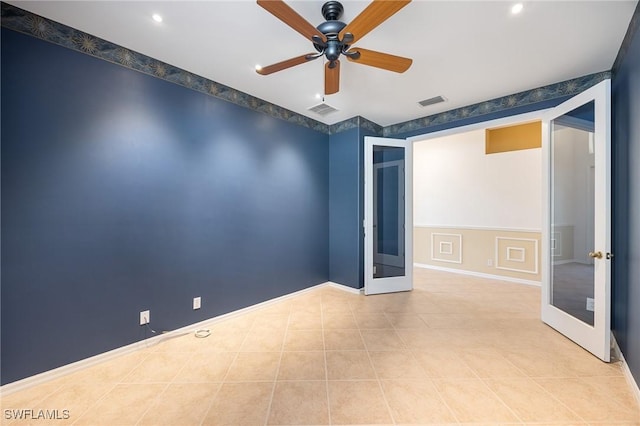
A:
328;123;380;289
612;6;640;388
1;28;329;385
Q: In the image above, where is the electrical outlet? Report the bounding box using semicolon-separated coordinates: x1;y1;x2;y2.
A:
140;310;150;325
487;259;493;267
193;297;201;310
586;297;595;312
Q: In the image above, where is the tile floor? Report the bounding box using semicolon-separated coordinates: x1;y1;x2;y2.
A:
2;268;639;425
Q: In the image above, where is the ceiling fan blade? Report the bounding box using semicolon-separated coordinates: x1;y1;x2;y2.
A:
346;48;412;73
339;0;410;44
257;0;327;43
325;60;340;95
256;53;318;75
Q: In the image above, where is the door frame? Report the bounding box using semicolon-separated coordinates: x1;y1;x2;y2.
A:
364;137;413;295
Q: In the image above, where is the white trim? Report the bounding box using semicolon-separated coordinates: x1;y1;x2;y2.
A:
553;259;579;266
327;281;362;295
0;281;355;396
414;263;541;287
495;237;539;274
431;233;462;264
414;224;542;233
439;241;454;255
407;110;550;143
506;246;526;262
612;335;640;407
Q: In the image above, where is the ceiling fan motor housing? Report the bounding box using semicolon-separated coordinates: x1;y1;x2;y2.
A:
315;1;349;64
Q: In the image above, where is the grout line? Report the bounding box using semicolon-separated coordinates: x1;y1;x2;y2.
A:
321;294;333;426
133;382;171;426
262;307;291;426
354;311;397;425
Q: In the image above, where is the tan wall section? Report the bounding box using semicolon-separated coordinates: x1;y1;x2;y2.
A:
485;121;541;154
414;226;542;282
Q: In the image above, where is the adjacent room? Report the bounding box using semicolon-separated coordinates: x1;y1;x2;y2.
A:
2;0;640;424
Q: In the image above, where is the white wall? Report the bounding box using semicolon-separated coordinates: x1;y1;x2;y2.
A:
413;129;542;230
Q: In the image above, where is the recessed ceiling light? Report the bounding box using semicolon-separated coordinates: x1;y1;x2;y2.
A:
511;3;524;14
152;13;163;23
315;93;322;100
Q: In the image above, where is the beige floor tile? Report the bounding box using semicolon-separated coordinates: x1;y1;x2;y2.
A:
240;328;286;352
121;352;191;383
73;383;166;425
368;351;427;380
384;313;428;329
460;350;527;378
323;329;365;351
322;313;358;329
381;379;457;424
251;313;290;332
321;301;352;314
485;377;582;422
267;381;329;425
288;312;323;330
283;329;324;351
63;351;148;383
328;381;392;424
535;377;640;423
0;381;65;413
412;350;478;378
278;352;326;380
225;352;281;382
202;382;273;425
350;299;388;314
172;352;236;382
394;329;454;350
326;351;376;380
354;313;394;329
361;330;406;351
434;378;520;423
198;328;249;352
17;383;112;425
137;382;220;425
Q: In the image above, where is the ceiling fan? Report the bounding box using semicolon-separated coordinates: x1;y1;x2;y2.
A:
256;0;413;95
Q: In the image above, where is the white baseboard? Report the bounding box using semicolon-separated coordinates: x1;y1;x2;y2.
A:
327;281;363;294
414;263;541;287
612;335;640;407
1;281;343;397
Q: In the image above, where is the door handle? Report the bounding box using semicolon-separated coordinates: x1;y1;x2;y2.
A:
588;251;603;259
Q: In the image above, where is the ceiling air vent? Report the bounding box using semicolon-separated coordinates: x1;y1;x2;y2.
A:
308;102;339;116
418;96;446;107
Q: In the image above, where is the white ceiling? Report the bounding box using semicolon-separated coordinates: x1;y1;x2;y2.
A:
8;0;637;127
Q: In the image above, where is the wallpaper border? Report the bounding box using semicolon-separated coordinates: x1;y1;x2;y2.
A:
0;2;618;138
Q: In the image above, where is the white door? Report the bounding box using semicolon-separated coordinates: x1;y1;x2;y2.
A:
365;137;413;295
541;79;611;361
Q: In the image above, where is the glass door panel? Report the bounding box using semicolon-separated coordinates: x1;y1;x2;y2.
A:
551;100;596;326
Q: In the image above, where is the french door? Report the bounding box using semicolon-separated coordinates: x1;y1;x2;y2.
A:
364;137;413;295
541;79;611;361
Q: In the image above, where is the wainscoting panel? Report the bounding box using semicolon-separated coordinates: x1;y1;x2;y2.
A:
430;233;462;263
495;237;539;274
415;226;542;282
